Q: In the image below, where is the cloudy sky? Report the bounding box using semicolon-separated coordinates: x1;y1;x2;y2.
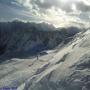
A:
0;0;90;26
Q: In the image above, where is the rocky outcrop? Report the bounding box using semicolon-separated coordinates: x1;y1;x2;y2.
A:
0;21;81;59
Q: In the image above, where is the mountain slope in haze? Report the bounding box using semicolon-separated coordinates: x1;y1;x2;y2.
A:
0;21;81;61
0;21;88;90
21;29;90;90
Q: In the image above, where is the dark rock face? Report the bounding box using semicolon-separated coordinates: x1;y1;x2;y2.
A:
0;21;81;60
0;44;7;55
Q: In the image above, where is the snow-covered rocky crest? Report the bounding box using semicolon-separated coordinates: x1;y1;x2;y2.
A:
22;29;90;90
0;21;89;90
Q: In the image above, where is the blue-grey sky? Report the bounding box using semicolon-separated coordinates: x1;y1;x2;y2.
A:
0;0;90;26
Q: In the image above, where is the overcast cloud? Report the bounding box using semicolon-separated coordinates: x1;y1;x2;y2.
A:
0;0;90;27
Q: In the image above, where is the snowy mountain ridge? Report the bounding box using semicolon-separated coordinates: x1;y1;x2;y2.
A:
20;29;90;90
0;21;81;61
0;21;89;90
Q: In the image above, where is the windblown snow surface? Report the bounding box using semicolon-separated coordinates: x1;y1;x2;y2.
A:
0;29;90;90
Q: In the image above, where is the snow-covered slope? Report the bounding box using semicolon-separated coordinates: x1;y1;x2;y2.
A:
0;21;89;90
20;29;90;90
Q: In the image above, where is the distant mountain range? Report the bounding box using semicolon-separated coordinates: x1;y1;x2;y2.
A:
0;20;82;61
0;21;90;90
